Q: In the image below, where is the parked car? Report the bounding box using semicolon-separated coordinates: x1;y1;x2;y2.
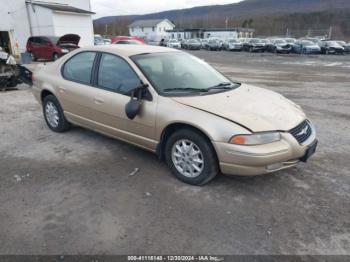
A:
114;40;144;45
112;36;145;44
267;39;293;54
94;34;105;46
31;45;317;185
222;39;243;51
293;40;321;54
200;39;208;49
319;40;345;55
180;39;188;49
26;34;80;61
183;39;201;50
336;41;350;54
243;38;266;52
104;39;111;45
167;39;181;49
0;47;21;89
205;38;221;51
284;38;297;44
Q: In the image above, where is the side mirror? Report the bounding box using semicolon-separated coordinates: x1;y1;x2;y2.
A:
125;81;149;120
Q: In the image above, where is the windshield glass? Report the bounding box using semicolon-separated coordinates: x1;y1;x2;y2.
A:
285;38;295;43
47;36;60;44
250;38;261;43
326;41;341;47
301;41;314;46
132;52;239;96
275;39;286;44
169;39;178;43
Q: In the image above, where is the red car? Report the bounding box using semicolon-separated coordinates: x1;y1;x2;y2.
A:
111;36;145;44
26;34;80;61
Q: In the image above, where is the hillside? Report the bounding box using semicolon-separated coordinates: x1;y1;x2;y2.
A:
93;0;350;39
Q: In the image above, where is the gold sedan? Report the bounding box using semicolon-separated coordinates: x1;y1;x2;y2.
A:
31;45;317;185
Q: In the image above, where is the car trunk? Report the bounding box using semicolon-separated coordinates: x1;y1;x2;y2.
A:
57;34;80;51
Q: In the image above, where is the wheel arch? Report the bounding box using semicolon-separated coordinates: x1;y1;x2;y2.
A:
41;89;55;102
156;122;217;161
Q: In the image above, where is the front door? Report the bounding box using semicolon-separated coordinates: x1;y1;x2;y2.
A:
91;53;158;151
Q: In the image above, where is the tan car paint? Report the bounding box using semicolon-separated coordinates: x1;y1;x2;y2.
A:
31;45;316;176
171;84;306;132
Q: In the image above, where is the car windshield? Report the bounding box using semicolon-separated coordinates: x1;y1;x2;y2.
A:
189;40;199;43
132;52;240;96
301;41;314;46
285;38;296;43
169;40;178;43
47;36;60;44
250;38;261;43
229;40;239;43
260;39;269;43
325;41;341;47
275;39;286;44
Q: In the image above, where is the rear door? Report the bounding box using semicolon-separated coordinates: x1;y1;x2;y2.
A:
58;51;98;128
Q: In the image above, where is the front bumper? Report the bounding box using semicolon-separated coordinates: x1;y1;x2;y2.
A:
213;132;317;176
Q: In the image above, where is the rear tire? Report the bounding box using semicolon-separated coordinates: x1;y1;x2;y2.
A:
165;128;219;186
43;95;71;132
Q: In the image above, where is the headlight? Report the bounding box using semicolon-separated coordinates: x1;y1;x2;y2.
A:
229;132;281;145
61;48;69;53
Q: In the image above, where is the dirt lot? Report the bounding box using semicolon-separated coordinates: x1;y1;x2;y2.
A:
0;51;349;255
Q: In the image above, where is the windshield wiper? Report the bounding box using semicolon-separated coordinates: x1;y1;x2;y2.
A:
163;87;209;93
206;82;234;90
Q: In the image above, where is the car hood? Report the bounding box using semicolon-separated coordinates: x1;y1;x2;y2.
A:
171;84;306;132
58;34;80;45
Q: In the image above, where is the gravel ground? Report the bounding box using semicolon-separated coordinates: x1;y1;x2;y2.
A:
0;51;349;255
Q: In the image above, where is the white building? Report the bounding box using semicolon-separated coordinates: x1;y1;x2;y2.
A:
129;19;175;42
0;0;94;55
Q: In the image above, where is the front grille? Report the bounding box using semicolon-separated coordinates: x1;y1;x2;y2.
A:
289;120;312;144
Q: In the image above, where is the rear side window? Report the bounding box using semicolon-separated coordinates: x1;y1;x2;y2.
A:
97;53;139;94
63;52;96;84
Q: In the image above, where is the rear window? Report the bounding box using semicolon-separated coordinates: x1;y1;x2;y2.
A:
62;52;96;84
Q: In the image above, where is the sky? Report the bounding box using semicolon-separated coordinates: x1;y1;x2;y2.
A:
91;0;242;18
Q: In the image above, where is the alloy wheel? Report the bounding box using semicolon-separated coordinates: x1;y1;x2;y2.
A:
171;139;204;178
45;101;60;128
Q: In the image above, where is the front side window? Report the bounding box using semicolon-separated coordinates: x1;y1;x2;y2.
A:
63;52;96;84
97;53;140;94
132;52;239;96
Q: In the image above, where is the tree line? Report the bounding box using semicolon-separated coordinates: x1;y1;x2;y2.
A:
94;9;350;41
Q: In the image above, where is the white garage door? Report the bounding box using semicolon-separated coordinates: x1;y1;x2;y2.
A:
52;12;94;47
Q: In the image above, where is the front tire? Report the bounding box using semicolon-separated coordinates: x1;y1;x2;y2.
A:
165;129;219;185
43;95;71;132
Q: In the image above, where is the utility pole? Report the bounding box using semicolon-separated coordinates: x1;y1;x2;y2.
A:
329;26;333;40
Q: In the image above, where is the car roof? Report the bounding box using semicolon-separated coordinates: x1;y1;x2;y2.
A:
77;44;180;57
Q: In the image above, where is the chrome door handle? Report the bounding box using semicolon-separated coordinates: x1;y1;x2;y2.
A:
94;98;104;105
